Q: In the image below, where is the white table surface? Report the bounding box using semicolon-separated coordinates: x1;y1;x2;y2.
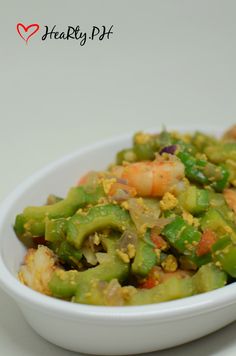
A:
1;1;236;355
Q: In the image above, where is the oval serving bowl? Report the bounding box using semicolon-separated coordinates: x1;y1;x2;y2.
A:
0;129;236;355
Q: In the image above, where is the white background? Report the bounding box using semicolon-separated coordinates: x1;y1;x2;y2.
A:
1;1;236;355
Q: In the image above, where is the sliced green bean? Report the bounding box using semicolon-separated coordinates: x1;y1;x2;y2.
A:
131;230;157;277
161;216;211;266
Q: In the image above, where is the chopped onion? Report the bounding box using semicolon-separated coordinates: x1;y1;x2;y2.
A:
128;198;161;232
116;178;128;185
82;234;102;265
154;217;173;230
118;230;138;252
108;182;136;202
81;246;98;266
96;252;110;264
160;145;177;155
110;189;131;202
104;279;124;306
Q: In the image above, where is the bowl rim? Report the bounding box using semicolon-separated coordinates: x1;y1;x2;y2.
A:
0;127;236;324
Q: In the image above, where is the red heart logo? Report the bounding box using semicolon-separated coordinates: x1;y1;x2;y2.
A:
16;23;40;44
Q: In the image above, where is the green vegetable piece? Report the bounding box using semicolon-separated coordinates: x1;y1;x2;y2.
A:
74;263;226;305
48;270;80;299
212;236;231;253
116;148;137;164
14;214;45;239
225;159;236;186
49;236;129;301
132;132;160;161
75;276;194;306
158;130;173;148
180;253;212;269
200;208;236;243
133;142;157;161
215;247;236;277
212;236;236;277
204;161;229;192
128;263;226;305
133;144;154;161
192;263;227;293
205;142;236;163
56;240;83;268
161;216;208;266
77;263;227;305
127;277;194;306
178;185;209;214
45;218;83;267
46;194;63;205
191;131;217;153
45;218;67;243
161;217;197;252
208;192;235;221
177;151;229;192
209;164;229;192
177;151;208;184
67;204;133;249
131;230;157;277
14;185;105;239
209;191;227;209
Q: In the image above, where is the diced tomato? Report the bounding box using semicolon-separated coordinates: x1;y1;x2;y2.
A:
77;173;90;186
139;267;159;289
151;228;167;250
140;277;156;289
196;229;217;256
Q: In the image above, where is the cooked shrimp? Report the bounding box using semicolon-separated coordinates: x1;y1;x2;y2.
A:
18;245;59;295
110;157;185;197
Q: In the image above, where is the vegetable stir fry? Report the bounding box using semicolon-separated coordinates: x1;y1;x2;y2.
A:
15;126;236;306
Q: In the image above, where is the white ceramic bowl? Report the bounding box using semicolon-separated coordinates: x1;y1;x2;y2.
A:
0;132;236;355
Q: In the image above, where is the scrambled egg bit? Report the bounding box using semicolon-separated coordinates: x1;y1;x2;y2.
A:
160;192;178;211
116;243;136;263
161;254;178;273
182;211;199;227
116;249;130;263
